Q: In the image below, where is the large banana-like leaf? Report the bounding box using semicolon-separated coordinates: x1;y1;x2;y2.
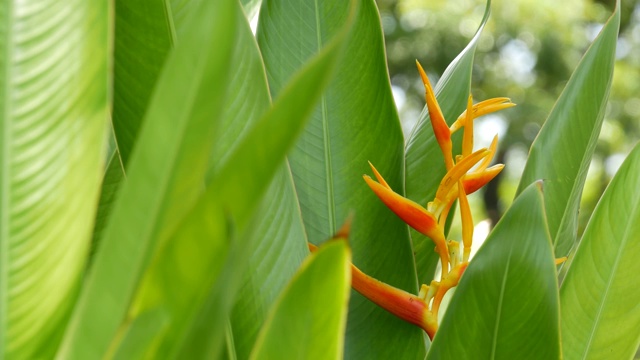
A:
0;1;108;358
249;241;351;360
427;183;560;359
516;1;620;257
404;1;491;286
257;0;425;357
560;142;640;359
112;0;174;166
57;0;237;357
126;6;353;357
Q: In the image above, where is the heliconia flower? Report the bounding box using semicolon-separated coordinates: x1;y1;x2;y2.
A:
363;162;450;271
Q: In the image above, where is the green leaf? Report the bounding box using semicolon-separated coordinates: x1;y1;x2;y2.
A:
560;142;640;359
229;167;309;360
128;4;354;357
404;0;491;287
112;0;174;166
515;1;620;257
257;0;425;357
0;0;108;358
111;309;169;360
249;241;351;360
57;0;237;357
427;183;560;360
89;151;125;263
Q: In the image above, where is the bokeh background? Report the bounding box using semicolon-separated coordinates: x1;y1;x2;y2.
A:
377;0;640;237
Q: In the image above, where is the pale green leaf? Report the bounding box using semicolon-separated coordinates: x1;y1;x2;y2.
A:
250;241;351;360
57;0;237;357
0;0;108;357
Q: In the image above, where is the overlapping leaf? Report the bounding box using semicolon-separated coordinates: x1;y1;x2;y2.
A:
257;0;425;357
560;142;640;360
0;1;108;358
57;0;237;357
125;2;354;357
516;0;620;257
112;0;174;166
250;241;351;360
428;183;560;359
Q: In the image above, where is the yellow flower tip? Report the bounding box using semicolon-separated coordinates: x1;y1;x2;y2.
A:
555;257;568;265
435;148;491;201
416;60;430;86
462;164;504;195
367;161;390;189
462;95;475;157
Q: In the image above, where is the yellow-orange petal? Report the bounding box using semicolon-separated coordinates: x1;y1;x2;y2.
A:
462;95;474;157
458;179;473;262
364;175;438;237
462;164;504;195
450;97;516;133
434;148;490;204
363;175;450;266
416;60;453;169
476;134;499;172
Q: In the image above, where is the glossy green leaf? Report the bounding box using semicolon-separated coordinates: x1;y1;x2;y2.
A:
165;0;311;356
405;0;491;287
250;241;351;360
57;0;237;357
0;0;108;358
113;0;174;166
427;183;560;360
516;1;620;257
560;142;640;359
257;1;425;357
229;166;309;360
128;5;353;357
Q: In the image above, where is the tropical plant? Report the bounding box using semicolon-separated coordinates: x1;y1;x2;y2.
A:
0;0;638;359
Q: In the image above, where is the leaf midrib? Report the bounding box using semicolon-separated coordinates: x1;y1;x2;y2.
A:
313;0;335;234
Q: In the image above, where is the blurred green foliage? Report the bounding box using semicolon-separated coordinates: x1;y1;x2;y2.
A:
378;0;640;232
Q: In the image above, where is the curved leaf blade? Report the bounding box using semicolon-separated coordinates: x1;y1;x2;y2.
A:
249;241;351;360
128;7;354;357
257;0;425;357
57;0;237;357
405;1;491;285
560;142;640;360
0;1;108;357
427;183;560;360
516;1;620;257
